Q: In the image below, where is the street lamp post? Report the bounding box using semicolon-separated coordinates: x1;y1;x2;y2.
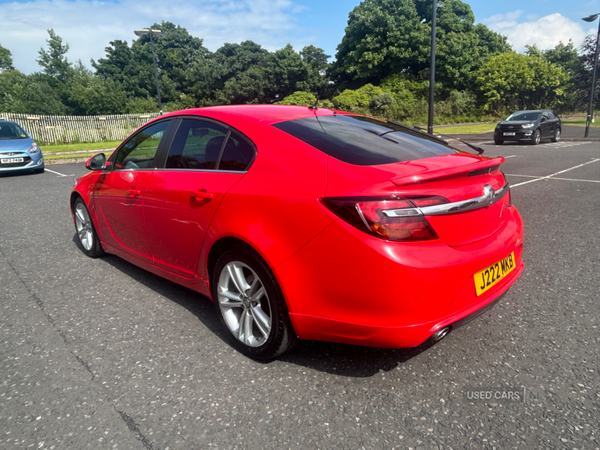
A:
427;0;438;135
582;14;600;138
134;28;165;115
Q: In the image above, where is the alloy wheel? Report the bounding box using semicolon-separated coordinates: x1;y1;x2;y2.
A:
217;261;272;347
74;202;94;251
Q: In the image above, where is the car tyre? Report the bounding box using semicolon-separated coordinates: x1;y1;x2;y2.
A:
212;247;298;360
73;197;104;257
34;167;45;174
494;139;503;145
551;128;561;143
531;129;541;145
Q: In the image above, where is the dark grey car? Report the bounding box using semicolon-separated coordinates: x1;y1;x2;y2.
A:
494;109;561;145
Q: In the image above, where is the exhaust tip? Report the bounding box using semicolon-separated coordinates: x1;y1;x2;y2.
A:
430;326;451;343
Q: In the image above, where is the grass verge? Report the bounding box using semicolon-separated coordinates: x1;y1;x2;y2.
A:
433;123;496;134
39;140;121;154
562;119;600;127
45;152;97;161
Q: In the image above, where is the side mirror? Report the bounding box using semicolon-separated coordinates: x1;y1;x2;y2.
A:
86;153;107;171
541;117;547;122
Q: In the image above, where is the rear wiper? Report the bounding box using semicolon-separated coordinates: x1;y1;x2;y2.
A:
387;121;485;155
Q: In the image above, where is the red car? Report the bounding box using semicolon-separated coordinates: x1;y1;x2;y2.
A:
71;105;524;360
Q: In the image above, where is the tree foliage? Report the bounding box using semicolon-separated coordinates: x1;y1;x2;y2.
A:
0;43;14;72
474;52;569;115
332;0;510;92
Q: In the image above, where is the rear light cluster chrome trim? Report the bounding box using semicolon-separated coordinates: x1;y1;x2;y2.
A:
383;183;510;218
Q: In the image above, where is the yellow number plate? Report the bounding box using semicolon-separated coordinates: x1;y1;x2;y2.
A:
474;252;516;296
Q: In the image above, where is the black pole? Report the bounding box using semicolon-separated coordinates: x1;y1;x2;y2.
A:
585;19;600;138
427;0;437;135
149;31;163;115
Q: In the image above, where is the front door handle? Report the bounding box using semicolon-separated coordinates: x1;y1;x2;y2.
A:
128;189;141;198
191;189;213;201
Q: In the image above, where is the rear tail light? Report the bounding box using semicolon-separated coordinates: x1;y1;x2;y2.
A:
321;196;449;242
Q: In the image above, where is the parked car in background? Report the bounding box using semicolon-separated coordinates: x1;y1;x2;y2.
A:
71;105;524;360
494;109;561;145
0;121;44;174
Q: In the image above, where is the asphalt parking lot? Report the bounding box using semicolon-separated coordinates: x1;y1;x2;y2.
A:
1;140;599;449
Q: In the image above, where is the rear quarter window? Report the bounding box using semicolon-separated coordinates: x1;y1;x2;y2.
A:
272;115;457;166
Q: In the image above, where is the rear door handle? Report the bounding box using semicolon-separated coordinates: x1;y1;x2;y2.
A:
191;189;213;201
128;189;141;198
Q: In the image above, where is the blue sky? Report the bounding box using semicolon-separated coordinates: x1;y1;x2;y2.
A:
1;0;599;74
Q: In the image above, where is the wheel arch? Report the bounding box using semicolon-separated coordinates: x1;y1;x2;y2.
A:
70;190;83;210
207;237;266;289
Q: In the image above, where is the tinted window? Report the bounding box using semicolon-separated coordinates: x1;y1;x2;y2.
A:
507;112;540;121
272;115;457;166
166;119;228;170
546;111;555;119
218;132;255;171
115;121;169;170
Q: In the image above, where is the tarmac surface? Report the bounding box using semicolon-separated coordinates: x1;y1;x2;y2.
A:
1;141;599;449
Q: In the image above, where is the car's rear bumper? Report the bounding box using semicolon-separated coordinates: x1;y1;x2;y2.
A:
275;206;524;348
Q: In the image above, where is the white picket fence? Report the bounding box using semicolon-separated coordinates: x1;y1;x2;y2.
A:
0;112;160;145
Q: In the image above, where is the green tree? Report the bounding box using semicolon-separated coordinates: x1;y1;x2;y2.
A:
333;0;510;92
526;41;579;75
0;43;14;72
37;29;73;83
93;40;146;98
332;83;384;110
268;44;309;100
474;52;569;115
278;91;317;106
297;45;331;94
571;35;600;111
67;64;128;115
333;0;430;86
0;70;66;114
93;22;211;105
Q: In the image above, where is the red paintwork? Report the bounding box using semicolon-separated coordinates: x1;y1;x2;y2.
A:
71;105;524;349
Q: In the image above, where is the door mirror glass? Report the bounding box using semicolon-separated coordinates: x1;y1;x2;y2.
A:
86;153;107;171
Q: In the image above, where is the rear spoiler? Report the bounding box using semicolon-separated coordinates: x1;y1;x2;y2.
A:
392;157;505;187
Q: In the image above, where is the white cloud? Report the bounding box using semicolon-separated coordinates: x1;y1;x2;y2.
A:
482;11;593;52
0;0;314;74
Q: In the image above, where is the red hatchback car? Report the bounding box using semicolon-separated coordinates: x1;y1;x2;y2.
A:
71;105;524;360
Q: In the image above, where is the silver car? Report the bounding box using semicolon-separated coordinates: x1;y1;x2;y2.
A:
0;121;44;174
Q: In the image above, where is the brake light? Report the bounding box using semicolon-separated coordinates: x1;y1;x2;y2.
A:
321;196;449;242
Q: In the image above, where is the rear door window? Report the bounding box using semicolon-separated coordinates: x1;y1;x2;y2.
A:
272;115;457;166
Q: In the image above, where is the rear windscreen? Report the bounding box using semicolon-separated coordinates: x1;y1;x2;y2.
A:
272;115;457;166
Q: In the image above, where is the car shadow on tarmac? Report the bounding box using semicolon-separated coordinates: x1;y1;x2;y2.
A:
76;234;444;378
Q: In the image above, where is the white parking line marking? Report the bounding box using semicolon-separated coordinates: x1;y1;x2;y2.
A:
45;168;69;177
507;174;600;184
503;155;522;159
511;158;600;188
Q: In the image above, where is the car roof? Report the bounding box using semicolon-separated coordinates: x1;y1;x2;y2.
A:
160;104;345;125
